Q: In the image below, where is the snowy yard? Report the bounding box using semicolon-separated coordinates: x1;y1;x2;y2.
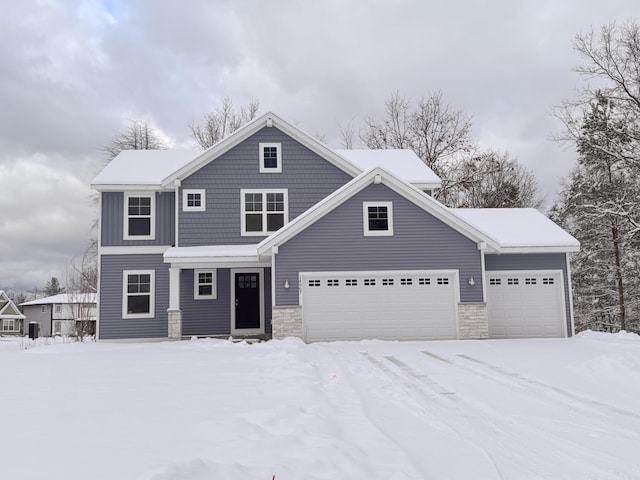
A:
1;332;639;480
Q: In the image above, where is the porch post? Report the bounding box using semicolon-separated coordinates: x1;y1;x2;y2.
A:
167;267;182;340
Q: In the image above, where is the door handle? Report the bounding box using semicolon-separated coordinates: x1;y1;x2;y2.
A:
235;299;238;307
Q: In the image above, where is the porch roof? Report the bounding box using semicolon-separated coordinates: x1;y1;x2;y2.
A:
163;244;269;267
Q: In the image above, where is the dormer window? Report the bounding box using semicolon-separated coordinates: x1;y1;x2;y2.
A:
259;143;282;173
363;202;394;236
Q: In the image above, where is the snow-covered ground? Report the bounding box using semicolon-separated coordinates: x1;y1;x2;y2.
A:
1;332;639;480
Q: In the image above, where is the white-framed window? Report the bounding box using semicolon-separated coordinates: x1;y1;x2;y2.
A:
55;304;62;313
259;142;282;173
124;193;155;240
2;319;16;332
241;189;288;236
122;270;155;319
363;201;394;236
194;269;217;299
41;305;47;313
183;189;206;212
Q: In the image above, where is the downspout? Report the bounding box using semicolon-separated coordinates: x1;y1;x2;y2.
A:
174;180;181;247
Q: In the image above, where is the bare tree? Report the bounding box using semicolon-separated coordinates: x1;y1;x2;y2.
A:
64;240;98;339
101;119;168;161
190;97;260;149
437;150;544;209
360;91;473;174
338;117;357;149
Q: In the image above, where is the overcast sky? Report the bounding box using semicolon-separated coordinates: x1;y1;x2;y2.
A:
1;1;637;293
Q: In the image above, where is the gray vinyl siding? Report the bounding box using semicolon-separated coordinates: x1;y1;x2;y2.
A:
21;305;51;337
179;127;353;246
275;183;483;305
180;268;272;336
99;254;169;339
101;192;175;247
485;253;573;336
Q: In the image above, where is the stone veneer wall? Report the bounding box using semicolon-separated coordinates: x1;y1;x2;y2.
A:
272;306;303;340
168;309;182;340
458;302;488;340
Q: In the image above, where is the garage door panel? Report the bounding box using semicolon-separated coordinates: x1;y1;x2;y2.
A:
302;271;457;342
486;272;565;339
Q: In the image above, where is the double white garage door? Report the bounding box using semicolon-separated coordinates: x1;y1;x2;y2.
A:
300;269;567;342
301;271;458;342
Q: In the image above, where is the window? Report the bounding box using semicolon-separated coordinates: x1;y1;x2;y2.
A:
308;280;321;287
543;277;555;285
489;278;501;285
382;278;394;286
2;319;16;332
437;278;449;285
241;189;288;235
122;270;155;318
41;305;47;313
259;143;282;173
507;278;519;285
194;269;217;299
364;279;376;286
124;193;155;240
183;189;206;212
55;304;61;313
327;279;339;287
525;278;537;285
363;202;393;236
419;278;431;285
345;279;358;286
401;278;413;286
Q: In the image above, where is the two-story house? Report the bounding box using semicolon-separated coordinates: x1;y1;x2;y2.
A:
91;112;579;342
20;293;97;337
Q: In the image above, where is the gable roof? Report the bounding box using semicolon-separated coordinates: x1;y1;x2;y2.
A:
452;208;580;253
0;291;26;320
336;149;441;190
258;167;501;255
19;293;97;307
161;112;362;188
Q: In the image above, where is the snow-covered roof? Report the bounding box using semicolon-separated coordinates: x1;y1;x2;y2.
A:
20;293;97;306
0;290;26;319
452;208;579;253
91;150;198;190
336;149;441;189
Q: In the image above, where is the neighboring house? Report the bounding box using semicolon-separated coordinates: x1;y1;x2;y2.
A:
0;291;26;335
20;294;97;337
91;111;579;342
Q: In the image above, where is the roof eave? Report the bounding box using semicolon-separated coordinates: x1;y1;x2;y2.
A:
91;183;167;192
496;245;580;254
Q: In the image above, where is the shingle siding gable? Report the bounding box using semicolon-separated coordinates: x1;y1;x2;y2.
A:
179;127;353;246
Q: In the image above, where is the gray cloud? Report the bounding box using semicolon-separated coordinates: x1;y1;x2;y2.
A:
0;0;637;290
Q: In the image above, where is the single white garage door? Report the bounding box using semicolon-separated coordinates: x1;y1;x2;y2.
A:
486;271;566;339
301;271;458;342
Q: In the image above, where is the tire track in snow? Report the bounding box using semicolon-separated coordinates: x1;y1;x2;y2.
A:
368;352;639;480
430;351;640;422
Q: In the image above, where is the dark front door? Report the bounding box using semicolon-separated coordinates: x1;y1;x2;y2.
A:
235;272;261;329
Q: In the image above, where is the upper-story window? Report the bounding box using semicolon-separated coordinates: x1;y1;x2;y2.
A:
259;143;282;173
241;189;288;236
363;201;394;236
55;304;62;313
124;193;155;240
183;189;206;212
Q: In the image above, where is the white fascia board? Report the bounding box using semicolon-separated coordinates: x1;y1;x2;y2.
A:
497;245;581;254
162;112;361;188
412;182;442;190
91;184;168;192
167;258;271;269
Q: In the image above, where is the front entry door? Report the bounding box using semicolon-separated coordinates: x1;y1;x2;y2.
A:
234;272;261;330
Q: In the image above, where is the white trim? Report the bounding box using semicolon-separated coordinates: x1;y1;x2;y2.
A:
169;267;181;310
194;269;217;300
258;167;500;255
100;246;171;255
498;245;581;254
123;192;156;241
122;270;155;319
479;243;487;302
484;269;568;338
174;180;180;247
363;201;394;236
183;189;206;212
96;192;102;340
241;189;289;236
566;252;576;336
94;184;169;192
161;112;361;188
259;142;282;173
1;318;18;332
230;268;265;335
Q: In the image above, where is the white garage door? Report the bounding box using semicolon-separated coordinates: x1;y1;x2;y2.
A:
486;271;566;339
301;271;458;342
